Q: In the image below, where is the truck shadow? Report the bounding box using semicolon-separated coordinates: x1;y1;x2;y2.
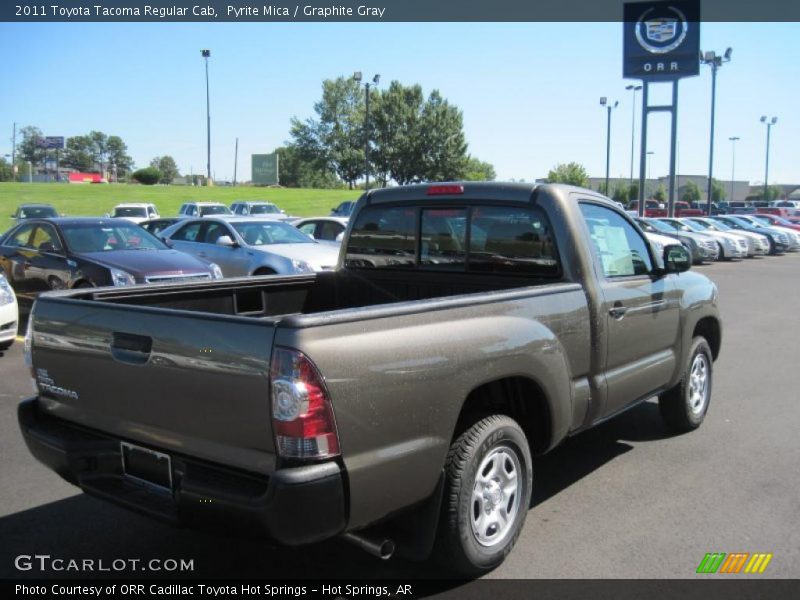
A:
0;401;675;582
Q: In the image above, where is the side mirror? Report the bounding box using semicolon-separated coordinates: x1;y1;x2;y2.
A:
335;232;344;242
39;242;58;253
216;235;237;247
664;244;691;273
161;237;174;248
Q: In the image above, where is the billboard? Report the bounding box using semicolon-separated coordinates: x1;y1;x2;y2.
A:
623;0;700;81
36;136;65;149
252;153;279;185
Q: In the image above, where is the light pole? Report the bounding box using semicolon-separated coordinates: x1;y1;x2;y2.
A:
201;49;211;184
760;116;778;203
26;160;32;183
700;47;732;214
354;72;380;188
600;97;618;196
646;151;654;182
728;136;739;203
625;85;642;202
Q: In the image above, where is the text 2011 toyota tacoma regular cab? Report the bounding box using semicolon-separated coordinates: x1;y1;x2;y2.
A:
19;183;721;575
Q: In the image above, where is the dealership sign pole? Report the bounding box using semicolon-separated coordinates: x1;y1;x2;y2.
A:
624;0;700;217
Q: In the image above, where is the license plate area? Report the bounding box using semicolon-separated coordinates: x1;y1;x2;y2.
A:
121;442;173;494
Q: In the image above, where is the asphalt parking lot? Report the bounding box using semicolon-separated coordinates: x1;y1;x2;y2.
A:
1;254;798;581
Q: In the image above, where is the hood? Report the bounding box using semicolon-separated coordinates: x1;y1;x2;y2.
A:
78;249;212;279
251;242;341;270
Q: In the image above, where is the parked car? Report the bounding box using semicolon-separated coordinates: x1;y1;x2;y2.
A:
689;201;723;216
736;215;800;250
709;215;790;255
0;218;223;308
140;217;183;236
18;182;721;575
160;217;340;277
230;201;291;220
11;204;59;222
627;199;667;217
658;218;748;259
636;218;718;264
330;200;356;217
673;201;704;217
177;202;232;217
756;207;793;219
109;203;159;224
683;217;771;258
292;217;349;243
0;272;18;351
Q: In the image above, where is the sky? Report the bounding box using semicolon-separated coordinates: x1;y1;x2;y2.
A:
0;21;797;185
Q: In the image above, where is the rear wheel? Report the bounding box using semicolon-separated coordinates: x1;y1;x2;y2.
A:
716;242;727;260
74;281;94;289
252;267;276;276
659;337;713;433
0;340;12;351
437;415;532;576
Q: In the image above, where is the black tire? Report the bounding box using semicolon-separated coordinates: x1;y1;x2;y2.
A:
437;415;532;576
252;268;276;276
716;242;727;261
659;337;713;433
0;340;12;352
74;281;94;289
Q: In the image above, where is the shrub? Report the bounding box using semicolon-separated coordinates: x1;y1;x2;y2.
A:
132;167;162;185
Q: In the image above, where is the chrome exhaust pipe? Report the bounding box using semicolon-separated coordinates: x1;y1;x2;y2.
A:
341;532;395;560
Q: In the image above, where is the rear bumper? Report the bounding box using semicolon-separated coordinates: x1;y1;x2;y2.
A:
18;397;346;545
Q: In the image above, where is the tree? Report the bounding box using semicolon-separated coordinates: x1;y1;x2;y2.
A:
546;162;588;187
628;183;639;202
417;90;468;182
107;136;134;178
132;167;162;185
150;156;179;184
289;76;366;189
0;157;13;182
681;180;701;203
371;81;426;186
611;182;629;203
711;179;726;202
17;126;46;166
62;135;95;172
653;185;667;203
275;146;339;188
461;156;496;181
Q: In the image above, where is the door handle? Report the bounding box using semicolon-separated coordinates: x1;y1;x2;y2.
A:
110;332;153;365
609;305;628;319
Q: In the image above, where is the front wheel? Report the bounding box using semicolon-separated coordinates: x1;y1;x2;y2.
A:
437;415;532;576
0;340;12;352
659;337;713;433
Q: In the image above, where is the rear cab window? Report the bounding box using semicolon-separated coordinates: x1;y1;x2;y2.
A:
345;203;561;277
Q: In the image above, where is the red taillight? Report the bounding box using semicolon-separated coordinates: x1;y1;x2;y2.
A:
426;184;464;196
270;347;339;459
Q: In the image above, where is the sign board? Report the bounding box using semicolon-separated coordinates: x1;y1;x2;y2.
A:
36;136;65;149
623;0;700;81
251;153;279;185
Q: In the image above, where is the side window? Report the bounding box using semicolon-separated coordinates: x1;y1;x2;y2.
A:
179;205;187;215
171;222;203;242
189;206;198;216
7;224;36;248
202;222;231;244
318;221;344;241
298;223;317;237
31;225;63;253
421;209;467;269
580;203;653;277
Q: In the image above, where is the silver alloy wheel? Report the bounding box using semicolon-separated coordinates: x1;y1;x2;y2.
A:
688;353;710;415
470;445;522;547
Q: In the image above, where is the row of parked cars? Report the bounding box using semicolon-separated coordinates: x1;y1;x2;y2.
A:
0;201;355;334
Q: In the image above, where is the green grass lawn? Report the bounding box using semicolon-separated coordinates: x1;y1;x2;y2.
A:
0;183;357;233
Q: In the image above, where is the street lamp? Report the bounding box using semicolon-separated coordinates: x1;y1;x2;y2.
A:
646;151;654;182
728;136;740;204
625;84;642;202
760;116;778;203
201;49;211;184
354;72;380;188
599;96;618;196
700;47;732;214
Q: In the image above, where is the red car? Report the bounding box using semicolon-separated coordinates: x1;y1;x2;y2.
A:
674;201;704;217
628;200;667;218
752;213;800;232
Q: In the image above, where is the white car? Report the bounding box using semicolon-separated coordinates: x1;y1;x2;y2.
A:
178;202;232;217
642;231;685;263
0;272;18;352
109;203;160;224
739;215;800;251
663;218;749;259
292;217;349;244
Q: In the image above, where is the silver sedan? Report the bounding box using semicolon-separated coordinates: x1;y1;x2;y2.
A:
160;217;340;277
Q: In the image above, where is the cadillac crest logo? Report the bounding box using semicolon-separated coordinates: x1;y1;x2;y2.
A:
635;6;689;54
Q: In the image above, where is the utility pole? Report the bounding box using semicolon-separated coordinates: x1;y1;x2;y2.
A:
701;48;732;214
202;49;211;184
600;97;618;197
233;137;238;187
728;136;739;203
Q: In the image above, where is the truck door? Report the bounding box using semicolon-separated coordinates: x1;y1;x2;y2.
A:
578;202;681;418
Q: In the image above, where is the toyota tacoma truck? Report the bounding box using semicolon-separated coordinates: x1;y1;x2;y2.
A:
18;183;721;575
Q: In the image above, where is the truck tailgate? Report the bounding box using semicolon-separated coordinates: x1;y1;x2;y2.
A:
30;296;277;475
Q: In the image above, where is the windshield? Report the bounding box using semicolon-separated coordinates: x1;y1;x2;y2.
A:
635;220;656;233
232;221;313;245
61;222;168;253
199;205;232;216
662;219;692;232
113;207;148;217
646;219;675;234
249;204;281;215
18;206;57;218
721;217;752;229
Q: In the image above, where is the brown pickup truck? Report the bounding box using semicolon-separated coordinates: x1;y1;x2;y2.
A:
18;182;721;575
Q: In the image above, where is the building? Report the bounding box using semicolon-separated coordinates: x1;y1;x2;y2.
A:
585;175;750;202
